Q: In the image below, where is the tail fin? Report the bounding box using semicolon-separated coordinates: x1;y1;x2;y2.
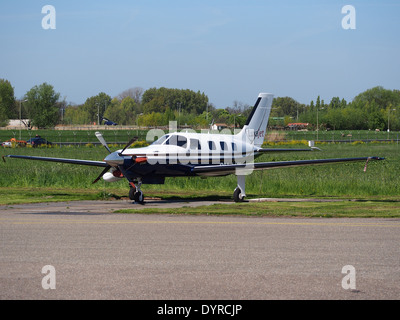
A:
236;93;273;147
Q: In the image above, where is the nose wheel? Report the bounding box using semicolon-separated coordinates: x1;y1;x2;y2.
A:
128;181;144;204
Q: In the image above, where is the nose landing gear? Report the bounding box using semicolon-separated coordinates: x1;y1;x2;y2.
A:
128;180;144;204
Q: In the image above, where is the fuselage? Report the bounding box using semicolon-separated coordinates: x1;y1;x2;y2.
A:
103;130;261;182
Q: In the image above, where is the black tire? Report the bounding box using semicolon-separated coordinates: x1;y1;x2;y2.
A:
133;190;144;204
129;187;135;200
233;187;244;202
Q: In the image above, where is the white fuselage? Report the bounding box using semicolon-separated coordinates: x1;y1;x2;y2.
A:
120;131;257;166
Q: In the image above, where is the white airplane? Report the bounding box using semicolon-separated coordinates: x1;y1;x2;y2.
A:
3;93;384;203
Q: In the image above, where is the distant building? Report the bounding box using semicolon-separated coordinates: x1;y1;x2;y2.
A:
5;119;30;128
211;123;228;131
287;123;309;130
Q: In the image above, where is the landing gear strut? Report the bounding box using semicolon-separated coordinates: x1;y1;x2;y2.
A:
128;180;144;204
233;175;246;202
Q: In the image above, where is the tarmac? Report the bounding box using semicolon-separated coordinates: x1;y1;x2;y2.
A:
1;198;399;300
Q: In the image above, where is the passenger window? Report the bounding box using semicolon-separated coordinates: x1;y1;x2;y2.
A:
176;135;187;148
220;141;228;151
231;143;237;151
208;141;216;150
190;139;201;150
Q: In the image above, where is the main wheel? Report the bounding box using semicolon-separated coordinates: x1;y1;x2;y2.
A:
233;187;244;202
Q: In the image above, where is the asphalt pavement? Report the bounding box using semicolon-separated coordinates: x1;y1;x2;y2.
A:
1;200;399;300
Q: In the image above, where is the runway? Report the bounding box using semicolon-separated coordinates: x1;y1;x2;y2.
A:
1;200;399;300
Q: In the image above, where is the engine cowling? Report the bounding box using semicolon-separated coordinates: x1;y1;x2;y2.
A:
103;168;124;182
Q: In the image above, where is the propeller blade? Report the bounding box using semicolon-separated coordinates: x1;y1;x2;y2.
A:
119;136;138;155
95;131;111;154
92;165;111;184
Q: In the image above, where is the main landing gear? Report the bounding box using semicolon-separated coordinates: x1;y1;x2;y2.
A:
128;180;144;204
233;175;246;202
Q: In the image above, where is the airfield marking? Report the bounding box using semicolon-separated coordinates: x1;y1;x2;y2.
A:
0;217;399;228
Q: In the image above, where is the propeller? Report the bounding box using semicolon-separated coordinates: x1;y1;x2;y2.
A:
92;165;111;184
92;132;138;184
119;136;138;155
95;131;111;154
92;131;113;184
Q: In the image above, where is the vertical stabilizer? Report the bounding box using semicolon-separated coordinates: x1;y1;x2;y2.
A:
236;93;273;147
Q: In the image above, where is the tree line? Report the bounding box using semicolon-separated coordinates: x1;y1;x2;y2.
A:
0;78;399;131
271;87;400;131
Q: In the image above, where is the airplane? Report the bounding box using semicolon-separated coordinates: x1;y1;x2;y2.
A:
101;117;118;126
3;93;384;204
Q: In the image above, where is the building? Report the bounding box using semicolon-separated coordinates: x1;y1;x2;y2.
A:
287;123;309;130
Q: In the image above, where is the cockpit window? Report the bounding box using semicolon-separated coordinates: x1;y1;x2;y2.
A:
165;135;187;148
151;135;169;145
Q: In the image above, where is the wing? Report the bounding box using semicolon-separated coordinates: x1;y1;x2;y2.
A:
192;156;384;176
3;155;108;167
256;147;321;153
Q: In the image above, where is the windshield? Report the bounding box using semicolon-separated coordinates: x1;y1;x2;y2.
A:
151;135;169;145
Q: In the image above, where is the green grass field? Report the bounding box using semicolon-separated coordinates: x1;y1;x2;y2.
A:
1;128;400;145
0;128;149;145
115;200;400;218
1;140;399;216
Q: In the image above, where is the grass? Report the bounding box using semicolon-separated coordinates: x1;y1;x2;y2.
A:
0;187;116;205
0;140;399;217
0;128;149;145
2;128;400;146
115;200;400;218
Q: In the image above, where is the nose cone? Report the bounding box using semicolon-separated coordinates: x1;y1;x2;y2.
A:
104;152;125;167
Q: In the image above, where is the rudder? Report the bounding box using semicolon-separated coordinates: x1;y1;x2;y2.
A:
236;93;273;147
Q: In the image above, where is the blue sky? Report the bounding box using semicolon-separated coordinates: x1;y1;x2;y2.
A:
1;0;399;108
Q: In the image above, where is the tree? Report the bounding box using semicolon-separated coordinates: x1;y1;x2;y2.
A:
0;96;5;127
214;109;230;124
82;92;111;124
271;97;301;118
0;79;15;126
316;95;321;110
116;87;144;105
102;97;138;125
25;83;60;128
353;86;400;130
353;86;400;110
64;104;90;125
142;87;209;115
